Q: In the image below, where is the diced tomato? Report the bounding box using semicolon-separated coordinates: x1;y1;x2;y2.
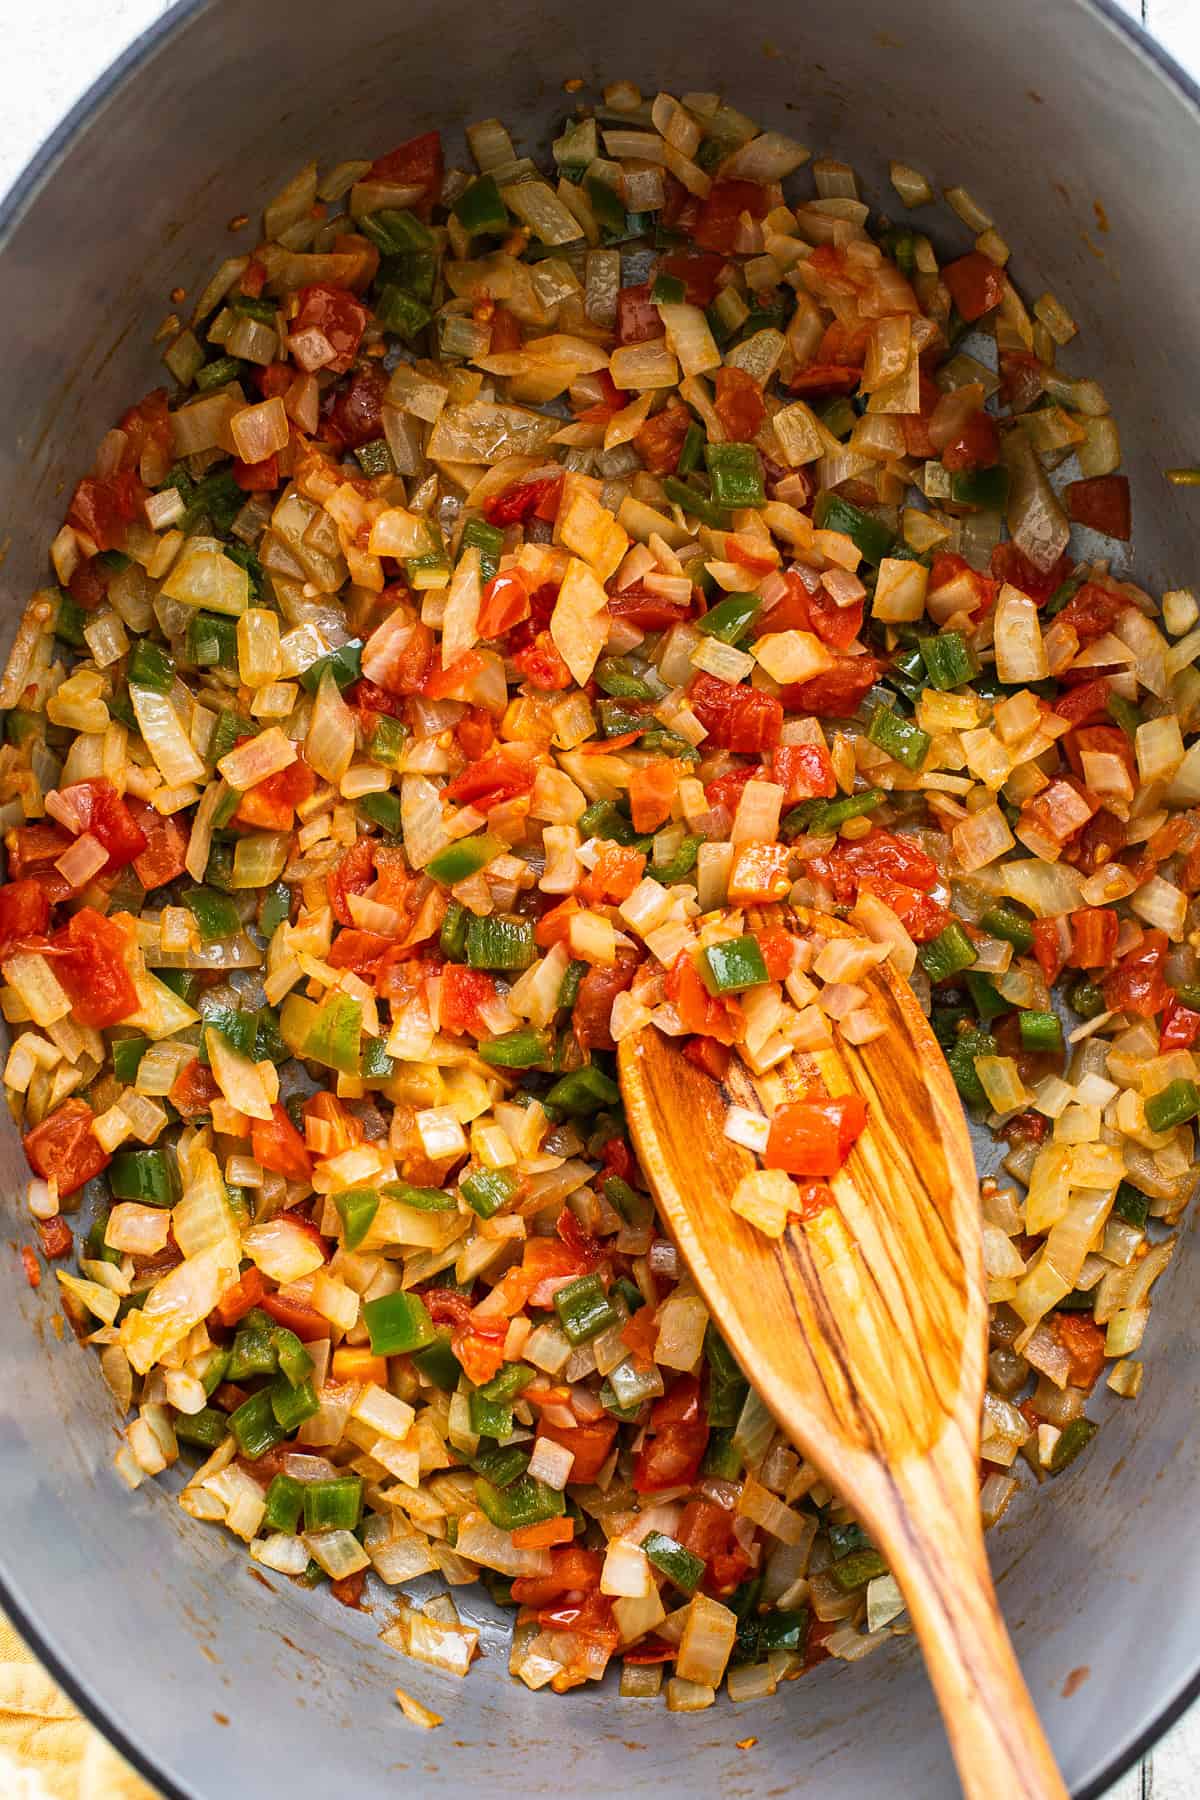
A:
1053;677;1111;726
714;366;766;442
169;1058;221;1120
48;908;138;1027
1066;906;1119;970
327;837;375;926
673;1498;751;1593
755;929;795;983
1031;918;1067;985
454;705;495;762
1161;993;1200;1051
302;1092;363;1156
657;251;726;305
1053;1312;1106;1391
777;654;884;719
369;130;443;218
941;410;1000;471
763;1094;867;1177
511;1546;604;1606
616;282;664;346
606;582;692;632
56;778;148;872
0;879;50;955
251;1103;314;1182
787;362;863;397
127;802;189;891
682;1035;732;1080
663;951;740;1046
67;468;144;553
322;366;386;449
572;953;638;1053
928;551;998;621
989;543;1073;607
692;180;768;255
1067;808;1126;878
941;252;1006;322
235;756;316;831
24;1098;109;1197
825;828;939;902
633;1376;709;1493
1055;581;1128;645
329;1569;367;1611
1104;930;1169;1018
233;453;279;492
441;964;500;1037
689;672;783;752
477;570;532;640
620;1639;677;1666
1066;475;1132;541
118;388;172;476
293;284;369;375
857;876;949;943
329;930;396;977
259;1290;332;1340
703;766;757;816
214;1266;266;1328
633;399;692;475
6;824;75;903
998;351;1046;415
487;305;523;354
726;842;792;904
536;1416;619;1485
67;559;110;610
445;751;535;806
804;583;866;653
483;475;563;526
628;760;677;833
583;844;646;904
576;370;631;426
256;362;293;400
35;1215;73;1260
513;630;572;691
20;1247;40;1289
1064;724;1134;788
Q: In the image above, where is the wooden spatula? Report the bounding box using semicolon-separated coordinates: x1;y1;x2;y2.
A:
617;905;1066;1800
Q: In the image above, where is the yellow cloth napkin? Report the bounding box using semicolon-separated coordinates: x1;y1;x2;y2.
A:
0;1615;158;1800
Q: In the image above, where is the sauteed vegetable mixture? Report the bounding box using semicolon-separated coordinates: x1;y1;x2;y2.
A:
2;79;1191;1711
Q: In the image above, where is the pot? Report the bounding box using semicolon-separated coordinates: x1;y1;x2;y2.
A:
1;1;1198;1793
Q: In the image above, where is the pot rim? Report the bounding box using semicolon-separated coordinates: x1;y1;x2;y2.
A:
1;2;1198;1794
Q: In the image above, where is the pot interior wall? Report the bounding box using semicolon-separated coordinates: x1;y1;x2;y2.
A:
1;1;1198;1794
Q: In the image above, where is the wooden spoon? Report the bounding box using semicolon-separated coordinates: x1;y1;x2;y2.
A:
617;905;1066;1800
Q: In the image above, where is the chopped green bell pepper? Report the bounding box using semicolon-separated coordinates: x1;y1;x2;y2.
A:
465;915;535;971
699;935;769;995
867;704;930;772
812;492;894;565
363;1291;436;1356
705;442;765;509
427;834;503;885
553;1272;619;1344
303;1475;363;1531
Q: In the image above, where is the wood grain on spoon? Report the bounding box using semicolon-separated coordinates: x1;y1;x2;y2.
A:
618;905;1067;1800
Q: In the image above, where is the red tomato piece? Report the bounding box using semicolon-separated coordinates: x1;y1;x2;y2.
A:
513;630;572;691
771;743;837;805
682;1035;732;1080
763;1094;867;1177
941;410;1000;471
1055;581;1128;644
118;388;172;473
24;1098;109;1197
615;283;664;346
477;570;532;640
441;965;500;1037
536;1417;619;1485
692;180;768;254
36;1216;73;1260
1104;930;1169;1018
826;829;939;901
127;802;189;891
628;760;677;833
49;908;138;1028
663;951;740;1046
941;252;1006;322
1067;906;1119;970
714;366;766;442
703;766;758;815
235;756;316;831
322;367;386;449
1161;993;1200;1051
6;825;75;903
67;469;144;553
483;475;563;526
20;1247;40;1289
455;706;495;761
856;876;949;943
1031;918;1067;985
1066;476;1132;541
511;1547;605;1607
804;583;866;654
689;672;783;752
989;543;1074;606
787;362;863;396
633;400;692;475
1053;677;1111;726
1053;1313;1106;1390
57;778;148;872
169;1058;221;1120
929;551;998;620
0;879;50;955
633;1376;709;1493
250;1104;314;1182
444;751;535;806
293;284;369;375
369;130;443;218
233;454;279;492
328;929;395;974
777;655;884;719
214;1266;266;1328
583;844;646;905
657;251;726;305
606;582;692;632
1063;723;1135;788
259;1290;332;1340
327;837;375;926
572;954;638;1054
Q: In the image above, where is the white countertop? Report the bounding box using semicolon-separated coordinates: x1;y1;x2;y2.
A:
1;2;1197;1794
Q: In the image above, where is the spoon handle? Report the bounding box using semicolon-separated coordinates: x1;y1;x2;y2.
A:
870;1454;1068;1800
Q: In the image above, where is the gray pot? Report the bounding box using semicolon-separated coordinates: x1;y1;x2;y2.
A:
1;1;1197;1793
